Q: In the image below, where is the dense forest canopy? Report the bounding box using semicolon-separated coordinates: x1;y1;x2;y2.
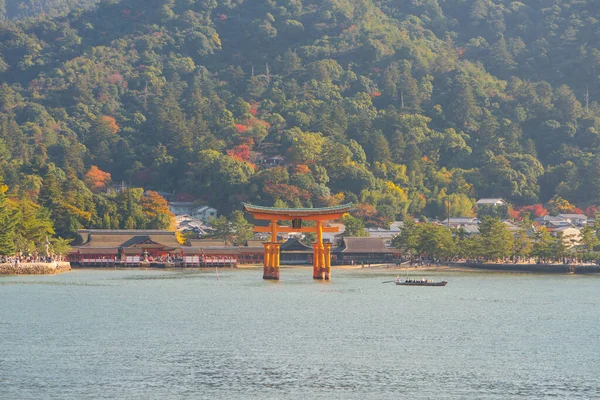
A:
0;0;99;20
1;0;600;252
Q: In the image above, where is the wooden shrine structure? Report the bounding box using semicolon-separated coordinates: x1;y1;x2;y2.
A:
242;203;353;280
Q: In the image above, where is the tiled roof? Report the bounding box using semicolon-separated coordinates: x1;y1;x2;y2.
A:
557;214;587;219
243;203;353;216
76;230;181;248
280;238;312;251
339;237;396;253
476;198;506;204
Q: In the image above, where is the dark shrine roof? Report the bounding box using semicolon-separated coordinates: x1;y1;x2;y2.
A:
338;237;397;253
243;203;352;217
75;229;182;249
280;238;312;252
77;247;119;255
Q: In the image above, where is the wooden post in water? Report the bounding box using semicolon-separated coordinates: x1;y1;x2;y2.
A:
263;220;281;280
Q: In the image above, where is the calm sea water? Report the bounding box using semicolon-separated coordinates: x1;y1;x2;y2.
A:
0;267;599;400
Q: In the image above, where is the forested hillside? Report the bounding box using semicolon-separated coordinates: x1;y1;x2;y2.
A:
0;0;99;20
1;0;600;251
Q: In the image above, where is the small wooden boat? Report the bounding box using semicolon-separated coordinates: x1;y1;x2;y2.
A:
395;279;448;286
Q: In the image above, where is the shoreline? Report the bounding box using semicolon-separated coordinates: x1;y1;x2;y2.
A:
67;262;600;275
0;262;72;275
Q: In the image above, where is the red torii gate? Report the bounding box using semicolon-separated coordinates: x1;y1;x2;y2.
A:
243;203;353;280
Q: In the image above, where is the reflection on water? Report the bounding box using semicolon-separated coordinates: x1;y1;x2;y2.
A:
1;268;599;399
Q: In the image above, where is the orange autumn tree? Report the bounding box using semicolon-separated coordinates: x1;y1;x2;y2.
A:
141;191;173;229
227;144;252;162
100;116;119;134
84;166;111;192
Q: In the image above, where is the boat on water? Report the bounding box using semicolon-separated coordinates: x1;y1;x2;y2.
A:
395;278;448;286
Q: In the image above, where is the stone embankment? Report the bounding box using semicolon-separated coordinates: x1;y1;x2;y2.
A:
450;262;600;274
0;262;71;275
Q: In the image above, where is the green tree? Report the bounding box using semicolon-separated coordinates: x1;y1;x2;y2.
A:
478;217;514;261
230;210;254;245
579;224;599;251
207;216;233;244
341;214;367;237
0;188;16;255
414;223;455;260
531;227;555;261
392;218;419;256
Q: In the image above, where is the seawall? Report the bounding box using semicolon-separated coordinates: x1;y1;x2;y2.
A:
0;262;72;275
450;262;600;274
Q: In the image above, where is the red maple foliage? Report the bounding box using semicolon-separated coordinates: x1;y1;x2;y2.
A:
264;183;311;203
508;208;520;220
512;204;549;221
354;203;378;226
238;137;255;148
243;117;271;129
107;73;124;85
584;205;599;218
234;124;247;133
370;91;382;98
227;144;252;162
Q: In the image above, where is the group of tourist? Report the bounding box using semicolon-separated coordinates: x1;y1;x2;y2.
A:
1;254;64;264
141;254;182;263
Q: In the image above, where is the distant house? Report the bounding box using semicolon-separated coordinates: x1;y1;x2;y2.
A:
367;221;404;247
476;198;509;219
535;215;573;229
175;215;210;236
557;214;588;226
106;181;129;195
440;217;479;228
260;155;285;168
461;224;480;235
503;220;521;232
476;198;508;207
552;226;582;247
168;202;217;222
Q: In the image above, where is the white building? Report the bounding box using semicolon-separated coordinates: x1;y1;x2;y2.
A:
557;214;588;226
553;226;582;247
367;221;406;247
175;215;210;235
168;202;217;222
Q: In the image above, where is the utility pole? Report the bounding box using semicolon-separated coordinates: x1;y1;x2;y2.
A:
446;196;450;230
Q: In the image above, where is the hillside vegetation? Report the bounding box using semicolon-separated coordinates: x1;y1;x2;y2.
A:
0;0;99;20
1;0;600;251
